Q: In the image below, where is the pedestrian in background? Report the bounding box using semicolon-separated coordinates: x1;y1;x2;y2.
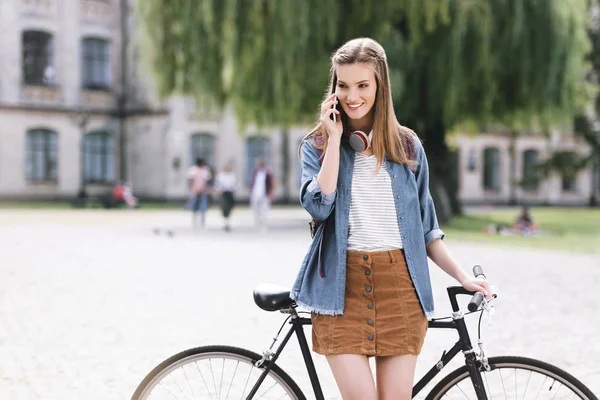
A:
186;158;212;230
214;162;237;232
249;158;275;233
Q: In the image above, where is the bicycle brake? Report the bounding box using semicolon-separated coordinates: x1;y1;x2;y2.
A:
477;340;491;372
255;349;274;368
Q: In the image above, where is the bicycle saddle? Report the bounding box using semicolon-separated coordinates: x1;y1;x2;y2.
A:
253;283;296;311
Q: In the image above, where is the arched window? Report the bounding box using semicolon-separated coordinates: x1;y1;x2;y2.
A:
522;149;539;190
246;137;270;184
482;147;500;190
26;129;58;181
83;131;114;183
82;37;111;89
23;30;55;85
189;133;215;168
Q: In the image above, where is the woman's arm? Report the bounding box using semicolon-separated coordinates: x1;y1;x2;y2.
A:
316;135;341;195
427;239;493;300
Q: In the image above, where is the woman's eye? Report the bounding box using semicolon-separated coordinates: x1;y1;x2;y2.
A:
337;84;347;89
359;84;368;88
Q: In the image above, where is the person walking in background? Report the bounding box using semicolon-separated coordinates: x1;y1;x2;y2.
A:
249;158;275;233
214;162;237;232
186;158;212;230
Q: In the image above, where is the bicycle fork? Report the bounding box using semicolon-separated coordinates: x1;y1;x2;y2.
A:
454;311;489;400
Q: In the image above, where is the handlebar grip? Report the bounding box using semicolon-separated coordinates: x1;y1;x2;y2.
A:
473;265;486;280
468;291;485;312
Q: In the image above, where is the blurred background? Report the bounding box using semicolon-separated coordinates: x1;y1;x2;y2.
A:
0;0;599;399
0;0;598;215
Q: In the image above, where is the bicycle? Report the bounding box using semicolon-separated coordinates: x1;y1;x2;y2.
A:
132;266;597;399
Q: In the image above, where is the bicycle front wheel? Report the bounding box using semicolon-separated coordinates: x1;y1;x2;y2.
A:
426;356;597;400
132;345;306;400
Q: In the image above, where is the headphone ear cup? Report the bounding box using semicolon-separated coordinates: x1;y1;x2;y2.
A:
349;130;370;152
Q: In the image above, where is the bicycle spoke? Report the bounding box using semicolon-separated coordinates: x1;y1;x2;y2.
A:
219;358;225;400
224;361;240;400
522;370;532;400
456;383;472;400
433;362;593;400
535;376;548;400
182;366;196;399
195;360;215;400
135;351;299;400
499;369;507;400
240;365;255;400
256;381;279;398
209;359;218;399
484;371;492;400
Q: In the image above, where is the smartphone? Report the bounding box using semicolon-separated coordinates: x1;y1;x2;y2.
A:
330;95;341;122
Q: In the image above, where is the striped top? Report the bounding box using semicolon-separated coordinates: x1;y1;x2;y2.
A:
347;153;403;251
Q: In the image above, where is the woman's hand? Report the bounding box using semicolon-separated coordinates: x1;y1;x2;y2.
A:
320;93;343;140
460;277;493;301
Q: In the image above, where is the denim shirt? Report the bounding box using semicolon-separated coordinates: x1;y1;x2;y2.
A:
290;134;445;318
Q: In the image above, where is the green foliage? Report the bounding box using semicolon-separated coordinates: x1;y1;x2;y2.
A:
136;0;592;134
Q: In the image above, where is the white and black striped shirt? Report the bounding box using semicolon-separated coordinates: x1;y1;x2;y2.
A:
347;153;403;251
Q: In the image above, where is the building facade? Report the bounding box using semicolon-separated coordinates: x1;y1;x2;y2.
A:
1;0;598;205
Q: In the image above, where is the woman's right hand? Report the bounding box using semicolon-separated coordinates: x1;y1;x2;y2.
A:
320;93;343;140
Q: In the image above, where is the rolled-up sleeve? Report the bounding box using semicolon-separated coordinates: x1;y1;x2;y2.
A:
414;139;445;246
299;139;336;221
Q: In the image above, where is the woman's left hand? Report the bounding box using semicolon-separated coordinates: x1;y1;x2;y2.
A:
460;277;493;301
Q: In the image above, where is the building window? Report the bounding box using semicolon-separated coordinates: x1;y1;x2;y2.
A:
521;149;539;191
83;131;114;183
190;133;215;168
23;31;55;86
246;137;270;184
482;147;500;190
82;38;111;89
26;129;58;181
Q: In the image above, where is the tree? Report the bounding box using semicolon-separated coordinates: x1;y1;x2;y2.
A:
137;0;591;220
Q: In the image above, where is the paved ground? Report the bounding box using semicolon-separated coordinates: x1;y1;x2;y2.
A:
0;206;598;399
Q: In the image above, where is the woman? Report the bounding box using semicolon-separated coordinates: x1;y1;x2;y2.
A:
291;38;492;400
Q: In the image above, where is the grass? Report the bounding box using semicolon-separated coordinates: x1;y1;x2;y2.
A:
1;201;598;254
442;207;600;254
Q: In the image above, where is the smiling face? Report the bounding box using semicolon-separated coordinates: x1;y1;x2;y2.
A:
335;62;377;131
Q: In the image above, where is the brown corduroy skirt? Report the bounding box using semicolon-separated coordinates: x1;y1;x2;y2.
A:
311;249;428;357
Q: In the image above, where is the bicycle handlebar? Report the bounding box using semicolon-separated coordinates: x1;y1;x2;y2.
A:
467;265;487;312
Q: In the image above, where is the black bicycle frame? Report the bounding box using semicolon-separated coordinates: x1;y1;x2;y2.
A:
248;286;488;400
247;314;325;400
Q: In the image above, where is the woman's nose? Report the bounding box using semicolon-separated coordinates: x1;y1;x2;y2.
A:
347;88;359;103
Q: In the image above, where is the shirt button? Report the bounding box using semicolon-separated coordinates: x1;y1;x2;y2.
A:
365;269;371;276
400;216;404;220
396;196;400;199
363;255;368;261
367;320;373;326
365;287;372;293
393;175;396;178
368;335;374;341
368;303;373;309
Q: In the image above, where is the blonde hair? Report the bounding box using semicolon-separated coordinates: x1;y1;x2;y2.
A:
299;37;417;170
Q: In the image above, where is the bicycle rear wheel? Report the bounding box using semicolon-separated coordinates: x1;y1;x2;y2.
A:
426;356;597;400
132;345;306;400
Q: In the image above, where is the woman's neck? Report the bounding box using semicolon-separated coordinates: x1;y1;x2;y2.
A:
347;111;374;133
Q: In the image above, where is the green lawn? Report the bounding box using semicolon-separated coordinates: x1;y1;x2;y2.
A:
442;207;600;254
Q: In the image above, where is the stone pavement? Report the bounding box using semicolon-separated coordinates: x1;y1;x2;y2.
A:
0;207;598;399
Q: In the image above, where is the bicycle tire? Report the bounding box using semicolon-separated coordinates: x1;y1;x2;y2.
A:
131;345;306;400
426;356;597;400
